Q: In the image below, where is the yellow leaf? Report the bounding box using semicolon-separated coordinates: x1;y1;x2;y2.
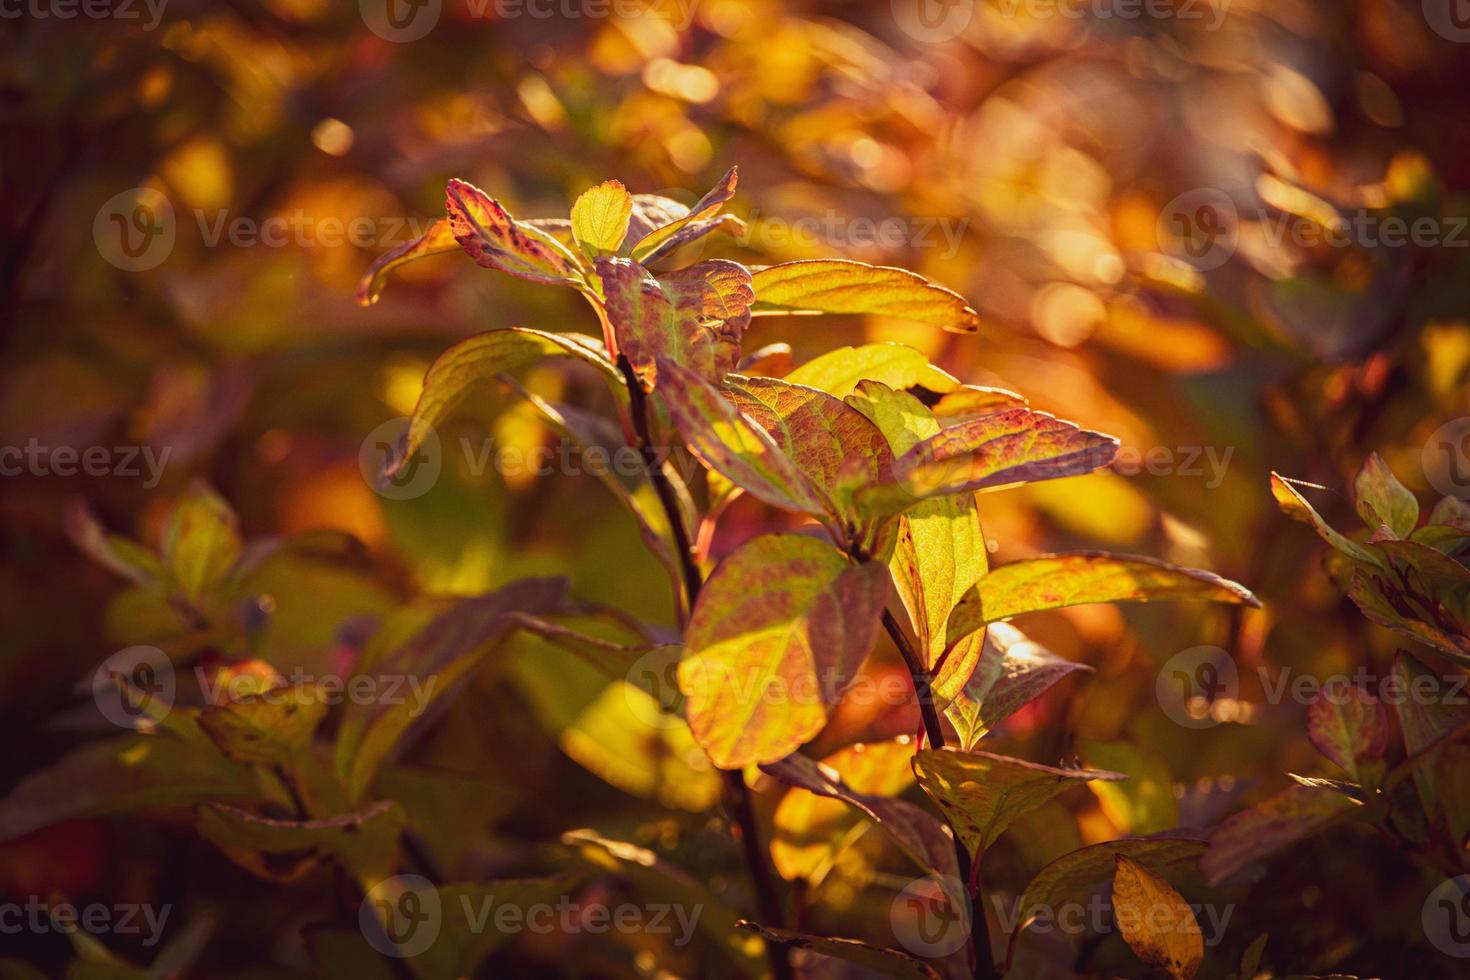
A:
570;179;633;259
1112;854;1204;980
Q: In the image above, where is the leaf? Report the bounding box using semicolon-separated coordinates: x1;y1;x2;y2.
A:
1017;837;1206;937
911;748;1125;855
598;257;752;385
785;343;1022;409
724;376;895;530
195;800;403;882
679;534;889;768
946;553;1258;648
355;218;460;305
655;357;827;515
1306;681;1389;780
1271;473;1383;567
628;166;739;262
736;923;941;980
762;751;959;880
197;682;330;767
1112;854;1204;980
161;483;242;602
1391;651;1470;813
334;578;568;801
64;501;166;589
444;179;585;287
943;624;1091;750
569;179;633;259
382;328;618;484
1347;569;1470;663
1353;452;1419;537
857;409;1119;515
1201;783;1360;885
750;259;982;333
770;740;917;882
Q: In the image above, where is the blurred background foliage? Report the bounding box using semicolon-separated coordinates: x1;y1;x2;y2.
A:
2;0;1469;976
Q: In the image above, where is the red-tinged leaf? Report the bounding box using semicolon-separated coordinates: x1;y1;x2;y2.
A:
945;553;1257;648
762;751;958;881
355;217;459;305
598;257;752;385
1354;452;1419;537
654;357;827;515
785;342;1021;409
1201;783;1361;885
1271;473;1383;567
911;748;1125;855
1112;854;1204;980
444;179;585;287
381;328;619;484
1307;681;1389;779
569;179;633;259
724;376;894;530
857;409;1119;516
1348;569;1470;664
736;923;942;980
1017;837;1206;940
750;259;982;333
628;166;739;262
679;535;889;768
334;578;568;802
943;623;1092;750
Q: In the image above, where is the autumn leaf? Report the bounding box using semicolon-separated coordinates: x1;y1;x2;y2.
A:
197;682;330;767
946;552;1258;649
785;342;1021;409
1391;651;1470;815
1112;854;1204;980
943;623;1092;750
628;166;739;262
678;534;889;768
750;259;982;333
598;257;752;385
1271;473;1383;566
1201;782;1360;885
1307;680;1389;780
1354;451;1419;537
355;218;461;305
161;482;243;602
569;179;633;259
444;178;586;287
1016;837;1206;941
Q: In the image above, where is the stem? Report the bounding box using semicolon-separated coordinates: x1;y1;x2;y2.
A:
878;608;999;980
617;355;793;980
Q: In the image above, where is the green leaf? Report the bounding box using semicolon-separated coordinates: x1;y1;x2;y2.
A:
382;327;619;484
750;259;982;333
195;800;403;882
334;578;568;802
1017;837;1205;938
1271;473;1383;566
1306;681;1389;780
679;534;889;768
355;217;460;305
569;179;633;259
945;552;1256;647
197;682;330;767
785;342;1021;408
444;179;586;287
628;166;739;262
762;750;958;881
736;923;941;980
655;357;827;515
1353;452;1419;537
911;748;1124;855
856;409;1119;516
944;623;1092;750
161;483;242;602
1112;854;1203;980
598;257;752;385
1200;783;1360;885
